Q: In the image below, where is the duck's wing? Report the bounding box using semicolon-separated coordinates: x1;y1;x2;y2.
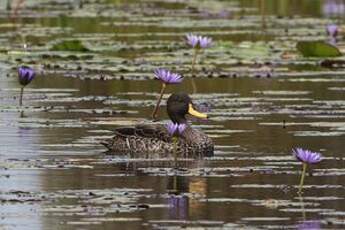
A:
114;124;171;142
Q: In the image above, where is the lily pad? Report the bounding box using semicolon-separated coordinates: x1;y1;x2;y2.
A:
297;41;341;57
51;40;89;52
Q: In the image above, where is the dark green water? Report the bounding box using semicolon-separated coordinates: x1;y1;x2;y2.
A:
1;0;345;229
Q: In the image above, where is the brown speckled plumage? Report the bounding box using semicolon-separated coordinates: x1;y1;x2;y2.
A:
101;124;213;158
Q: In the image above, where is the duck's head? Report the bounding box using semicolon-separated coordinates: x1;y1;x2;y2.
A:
167;92;208;124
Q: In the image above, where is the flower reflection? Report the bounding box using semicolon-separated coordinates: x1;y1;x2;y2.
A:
297;220;321;230
168;195;188;219
297;195;321;230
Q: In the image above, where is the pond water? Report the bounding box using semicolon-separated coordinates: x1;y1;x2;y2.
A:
1;0;345;229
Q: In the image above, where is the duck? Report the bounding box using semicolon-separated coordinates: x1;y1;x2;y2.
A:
101;92;214;158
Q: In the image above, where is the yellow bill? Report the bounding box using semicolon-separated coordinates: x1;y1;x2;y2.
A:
188;103;208;119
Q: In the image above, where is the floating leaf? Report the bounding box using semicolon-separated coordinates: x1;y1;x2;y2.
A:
51;40;89;52
297;41;341;57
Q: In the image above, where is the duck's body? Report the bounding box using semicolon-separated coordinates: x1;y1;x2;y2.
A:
101;93;214;158
101;123;213;158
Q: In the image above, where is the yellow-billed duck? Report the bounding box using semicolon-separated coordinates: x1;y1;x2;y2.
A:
101;92;214;158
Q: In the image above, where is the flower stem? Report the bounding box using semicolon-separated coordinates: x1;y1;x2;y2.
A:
173;175;177;191
151;83;166;121
191;48;199;93
191;48;199;76
298;163;307;194
19;86;24;106
173;136;178;168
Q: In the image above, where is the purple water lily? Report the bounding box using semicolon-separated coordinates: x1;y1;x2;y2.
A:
186;34;199;48
18;66;35;106
151;69;183;120
154;68;183;84
167;121;186;164
293;148;322;164
18;66;35;87
326;24;338;37
185;34;213;93
166;121;186;136
185;34;212;49
322;0;345;16
292;148;322;194
198;36;213;48
326;24;338;45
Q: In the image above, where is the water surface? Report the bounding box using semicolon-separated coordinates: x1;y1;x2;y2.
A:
1;0;345;229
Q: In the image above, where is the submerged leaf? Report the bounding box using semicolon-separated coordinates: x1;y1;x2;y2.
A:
297;41;341;57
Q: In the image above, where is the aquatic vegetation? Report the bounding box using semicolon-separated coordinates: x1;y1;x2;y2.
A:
296;41;341;57
3;1;345;229
166;121;186;136
151;68;183;120
18;66;35;106
322;0;345;16
185;34;212;72
326;24;338;45
154;69;183;84
186;34;213;49
166;121;186;166
326;24;338;37
185;33;212;92
292;148;322;194
51;40;89;52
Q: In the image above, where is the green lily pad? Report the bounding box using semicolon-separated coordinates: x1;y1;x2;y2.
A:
51;40;89;52
297;41;341;57
216;41;273;60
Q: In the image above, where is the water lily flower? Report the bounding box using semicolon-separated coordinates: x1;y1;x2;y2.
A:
185;34;212;93
292;148;322;194
293;148;322;164
186;34;199;48
166;121;186;136
186;34;212;49
326;24;338;45
18;66;35;106
326;24;338;37
198;36;213;49
166;121;186;165
154;68;183;84
151;69;183;120
18;66;35;86
322;0;345;16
